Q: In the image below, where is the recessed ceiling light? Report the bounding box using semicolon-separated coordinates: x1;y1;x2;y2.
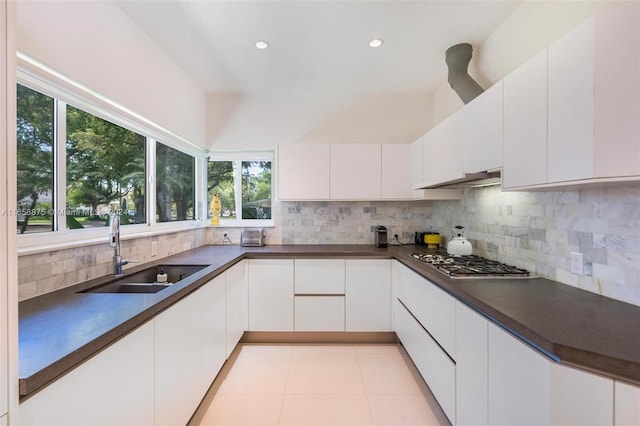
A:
369;38;384;48
255;40;270;49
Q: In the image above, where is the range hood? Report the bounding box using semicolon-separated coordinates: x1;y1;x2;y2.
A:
419;171;501;189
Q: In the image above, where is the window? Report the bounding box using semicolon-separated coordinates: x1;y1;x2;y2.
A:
16;84;55;234
16;80;202;246
208;153;273;226
156;142;195;222
66;105;146;229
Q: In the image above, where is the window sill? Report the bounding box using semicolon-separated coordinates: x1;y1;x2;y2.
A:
17;222;208;256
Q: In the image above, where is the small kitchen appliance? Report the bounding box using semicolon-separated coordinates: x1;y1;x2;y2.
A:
446;225;473;255
240;229;265;247
375;226;388;248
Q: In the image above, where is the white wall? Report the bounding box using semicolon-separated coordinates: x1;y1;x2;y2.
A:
207;92;432;150
16;0;206;147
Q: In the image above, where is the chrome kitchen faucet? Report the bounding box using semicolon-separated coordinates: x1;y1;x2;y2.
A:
109;214;137;277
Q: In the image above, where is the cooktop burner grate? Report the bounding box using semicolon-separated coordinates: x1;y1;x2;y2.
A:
411;253;533;279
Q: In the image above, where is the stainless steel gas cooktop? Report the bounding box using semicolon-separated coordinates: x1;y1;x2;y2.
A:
411;253;533;279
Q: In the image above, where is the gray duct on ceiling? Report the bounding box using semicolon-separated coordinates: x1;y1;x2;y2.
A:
445;43;484;104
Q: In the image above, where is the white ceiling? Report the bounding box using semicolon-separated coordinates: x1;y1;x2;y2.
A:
115;0;522;96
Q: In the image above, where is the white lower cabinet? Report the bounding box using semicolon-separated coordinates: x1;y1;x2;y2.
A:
295;259;345;294
615;381;640;425
551;363;613;426
455;302;488;426
488;322;552;425
0;413;6;426
295;296;345;331
345;259;391;331
155;275;226;426
16;322;155;426
395;299;456;424
248;259;294;331
395;262;455;356
226;260;248;358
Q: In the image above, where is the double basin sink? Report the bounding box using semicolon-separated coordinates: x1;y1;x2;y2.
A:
79;264;208;294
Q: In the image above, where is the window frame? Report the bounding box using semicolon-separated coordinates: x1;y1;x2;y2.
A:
16;54;207;254
208;151;275;228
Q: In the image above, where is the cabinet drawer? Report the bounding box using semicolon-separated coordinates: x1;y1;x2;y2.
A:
396;263;456;357
396;300;456;424
295;296;345;331
295;259;345;294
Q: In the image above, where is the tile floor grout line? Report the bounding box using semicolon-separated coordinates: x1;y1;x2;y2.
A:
354;345;377;425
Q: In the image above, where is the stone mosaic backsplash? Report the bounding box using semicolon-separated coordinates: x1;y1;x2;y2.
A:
19;183;640;307
431;185;640;307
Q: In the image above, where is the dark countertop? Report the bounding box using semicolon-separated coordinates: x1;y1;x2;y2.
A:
19;244;640;398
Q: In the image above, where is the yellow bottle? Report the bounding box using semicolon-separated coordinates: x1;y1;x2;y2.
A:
210;193;221;226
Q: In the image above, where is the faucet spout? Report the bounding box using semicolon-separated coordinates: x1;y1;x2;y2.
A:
110;214;136;277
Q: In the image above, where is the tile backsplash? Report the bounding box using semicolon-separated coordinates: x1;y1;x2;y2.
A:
19;184;640;307
430;185;640;307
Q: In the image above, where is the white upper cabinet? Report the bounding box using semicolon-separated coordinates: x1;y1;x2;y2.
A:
278;144;330;200
278;142;460;201
422;113;463;187
417;81;502;189
330;144;381;199
460;80;503;175
504;2;640;189
381;144;413;199
503;50;548;188
548;17;595;183
592;1;640;179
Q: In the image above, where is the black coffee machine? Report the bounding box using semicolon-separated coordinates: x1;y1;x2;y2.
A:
375;225;388;248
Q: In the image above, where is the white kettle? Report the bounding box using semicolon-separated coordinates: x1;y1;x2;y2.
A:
447;225;473;255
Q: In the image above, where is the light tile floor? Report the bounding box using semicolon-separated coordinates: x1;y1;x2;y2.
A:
189;344;450;426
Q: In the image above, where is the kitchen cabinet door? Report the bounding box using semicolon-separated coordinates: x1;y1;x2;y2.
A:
503;50;548;188
345;259;391;331
294;259;345;294
548;17;595;183
0;413;5;426
551;363;613;426
395;299;456;424
456;302;488;426
155;277;224;426
592;1;640;179
226;260;248;358
395;262;455;357
248;259;294;331
294;296;345;331
488;322;552;426
615;381;640;426
16;322;155;426
411;136;425;199
278;144;330;200
422;115;463;187
461;80;503;175
381;144;412;199
201;275;227;395
330;144;381;200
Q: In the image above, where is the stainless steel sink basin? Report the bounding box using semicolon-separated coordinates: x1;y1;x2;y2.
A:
79;265;208;294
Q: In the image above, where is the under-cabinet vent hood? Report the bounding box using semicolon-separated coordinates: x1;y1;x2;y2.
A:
419;171;501;189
